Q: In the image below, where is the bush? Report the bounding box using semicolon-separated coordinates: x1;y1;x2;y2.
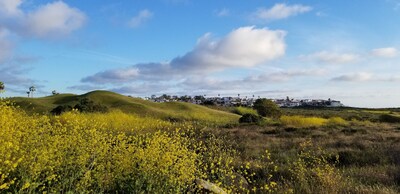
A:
73;97;108;113
239;113;261;123
50;105;73;115
253;98;282;118
379;114;400;123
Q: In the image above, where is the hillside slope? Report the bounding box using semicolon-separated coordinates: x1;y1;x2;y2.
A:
9;90;239;125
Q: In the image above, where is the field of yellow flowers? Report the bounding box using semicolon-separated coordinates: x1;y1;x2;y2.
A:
1;101;291;193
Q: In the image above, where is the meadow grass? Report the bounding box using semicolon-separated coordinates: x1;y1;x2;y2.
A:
9;90;240;126
231;106;258;115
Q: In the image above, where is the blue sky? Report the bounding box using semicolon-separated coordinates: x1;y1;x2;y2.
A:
1;0;400;107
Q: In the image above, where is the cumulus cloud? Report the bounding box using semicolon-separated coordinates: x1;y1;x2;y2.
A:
331;72;373;82
253;3;312;21
0;0;23;17
371;47;398;58
0;0;86;39
302;51;360;64
25;1;86;38
128;9;153;28
82;26;287;84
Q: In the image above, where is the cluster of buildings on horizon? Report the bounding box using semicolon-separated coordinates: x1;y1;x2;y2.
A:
145;95;344;108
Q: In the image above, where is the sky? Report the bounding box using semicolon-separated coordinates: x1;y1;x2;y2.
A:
1;0;400;108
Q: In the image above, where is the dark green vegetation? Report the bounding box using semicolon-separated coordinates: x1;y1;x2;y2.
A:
8;90;239;126
253;98;283;118
6;91;400;193
0;81;4;92
239;113;261;124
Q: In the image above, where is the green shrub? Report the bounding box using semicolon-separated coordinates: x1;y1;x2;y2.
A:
239;113;261;124
74;97;109;113
253;98;282;118
379;114;400;123
50;105;73;115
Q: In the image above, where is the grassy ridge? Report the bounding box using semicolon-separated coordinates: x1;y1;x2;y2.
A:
9;90;239;125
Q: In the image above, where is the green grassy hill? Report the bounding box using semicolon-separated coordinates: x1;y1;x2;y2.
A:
9;90;239;125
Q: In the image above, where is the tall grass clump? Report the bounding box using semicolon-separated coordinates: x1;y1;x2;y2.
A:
284;140;345;193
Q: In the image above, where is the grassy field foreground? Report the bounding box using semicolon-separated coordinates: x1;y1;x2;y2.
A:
1;93;400;193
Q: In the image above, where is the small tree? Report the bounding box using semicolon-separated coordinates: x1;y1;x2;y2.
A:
0;82;4;93
239;113;261;123
74;97;108;113
51;105;73;115
52;90;59;95
253;98;282;118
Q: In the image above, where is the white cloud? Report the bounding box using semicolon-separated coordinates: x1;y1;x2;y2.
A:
216;8;229;17
25;1;86;38
175;26;286;70
371;47;398;58
0;0;23;17
302;51;360;64
0;0;86;39
128;9;153;28
331;72;373;82
253;3;312;21
82;26;287;84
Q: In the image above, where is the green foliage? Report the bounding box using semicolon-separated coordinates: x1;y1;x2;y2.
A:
253;98;282;118
379;114;400;123
239;113;261;124
0;81;4;93
73;97;109;113
50;105;73;115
